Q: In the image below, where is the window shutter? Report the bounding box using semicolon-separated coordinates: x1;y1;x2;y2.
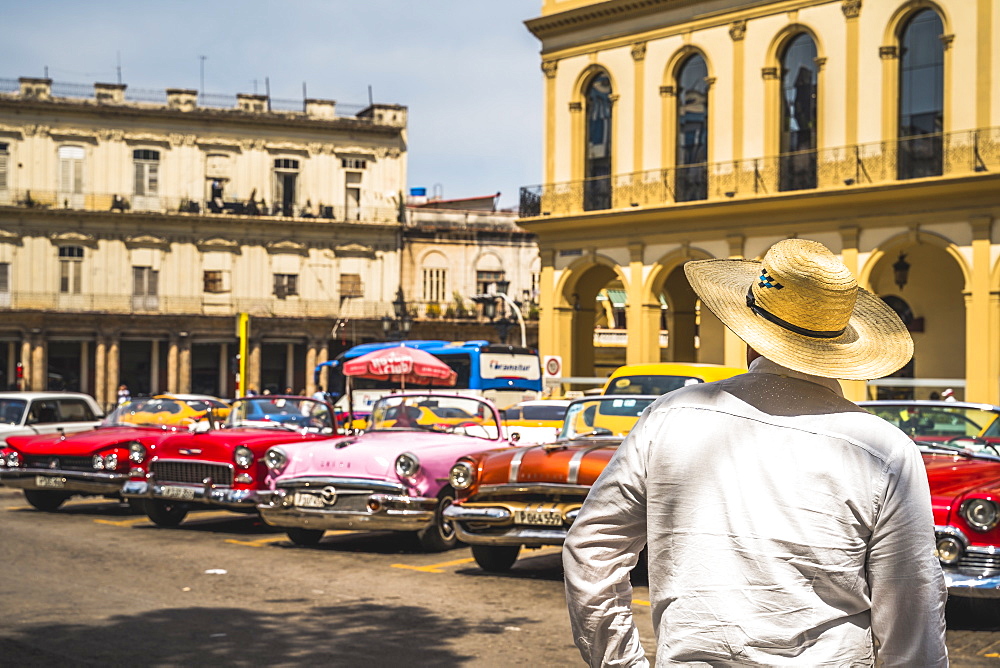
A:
0;153;7;189
148;163;159;195
60;159;71;193
0;263;9;293
133;267;144;296
148;270;159;296
134;161;145;196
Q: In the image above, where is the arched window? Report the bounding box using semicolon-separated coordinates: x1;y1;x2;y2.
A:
583;72;612;211
675;54;708;202
898;9;944;179
778;34;818;191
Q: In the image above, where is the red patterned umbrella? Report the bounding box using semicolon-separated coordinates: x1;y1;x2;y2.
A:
342;345;457;387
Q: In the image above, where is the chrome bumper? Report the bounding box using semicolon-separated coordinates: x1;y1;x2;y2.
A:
443;503;576;547
257;489;437;532
121;478;259;509
0;468;128;495
943;570;1000;598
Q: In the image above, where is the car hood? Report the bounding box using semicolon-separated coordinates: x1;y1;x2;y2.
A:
5;425;178;455
923;452;1000;499
153;427;334;460
475;438;622;487
276;430;508;482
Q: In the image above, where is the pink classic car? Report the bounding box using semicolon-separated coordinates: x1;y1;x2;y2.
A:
258;392;518;551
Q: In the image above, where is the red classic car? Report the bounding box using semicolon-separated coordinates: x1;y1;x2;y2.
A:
444;395;657;571
121;396;340;527
862;400;1000;597
0;396;219;512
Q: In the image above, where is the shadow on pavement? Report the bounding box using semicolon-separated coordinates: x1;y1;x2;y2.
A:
1;601;532;667
945;597;1000;631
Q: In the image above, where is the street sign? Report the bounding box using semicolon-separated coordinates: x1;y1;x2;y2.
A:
543;355;562;378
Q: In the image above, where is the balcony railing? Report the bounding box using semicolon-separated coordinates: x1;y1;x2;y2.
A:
593;328;669;348
519;127;999;217
0;189;400;224
0;291;400;319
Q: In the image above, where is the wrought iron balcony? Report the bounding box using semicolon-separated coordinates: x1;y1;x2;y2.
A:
519;127;998;218
0;188;400;224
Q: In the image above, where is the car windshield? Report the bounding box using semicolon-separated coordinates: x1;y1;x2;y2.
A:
104;397;216;428
518;404;568;421
865;403;1000;457
560;396;655;440
604;374;702;395
369;394;499;439
0;399;27;425
226;397;335;433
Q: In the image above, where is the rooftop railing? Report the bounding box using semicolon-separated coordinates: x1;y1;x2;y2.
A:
0;188;401;224
519;127;999;218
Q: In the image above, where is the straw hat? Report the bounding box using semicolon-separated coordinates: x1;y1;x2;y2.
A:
683;239;912;380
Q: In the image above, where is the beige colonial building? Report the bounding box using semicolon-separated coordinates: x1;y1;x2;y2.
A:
0;76;407;408
522;0;1000;402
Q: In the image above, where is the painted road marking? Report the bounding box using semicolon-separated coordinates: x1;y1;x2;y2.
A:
392;557;477;573
633;600;650;607
94;517;150;527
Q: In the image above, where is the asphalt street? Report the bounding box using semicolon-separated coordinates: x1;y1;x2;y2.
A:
0;489;997;667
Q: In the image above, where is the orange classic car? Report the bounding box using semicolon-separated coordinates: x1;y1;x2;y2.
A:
443;394;657;572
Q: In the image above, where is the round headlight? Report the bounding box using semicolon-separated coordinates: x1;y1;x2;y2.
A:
128;441;146;464
234;446;254;469
264;448;288;472
92;454;105;470
5;451;20;468
395;452;420;479
104;453;118;471
935;536;963;565
449;462;475;490
962;499;999;532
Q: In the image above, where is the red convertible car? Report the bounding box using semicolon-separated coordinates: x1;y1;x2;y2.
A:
444;395;657;571
0;396;219;511
121;395;340;527
861;400;1000;598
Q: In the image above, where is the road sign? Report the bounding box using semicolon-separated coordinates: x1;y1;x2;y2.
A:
543;355;562;378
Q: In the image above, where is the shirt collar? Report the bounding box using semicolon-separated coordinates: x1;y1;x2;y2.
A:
748;357;845;398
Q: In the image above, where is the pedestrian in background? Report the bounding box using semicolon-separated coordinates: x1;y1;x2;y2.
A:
117;384;130;405
563;239;947;666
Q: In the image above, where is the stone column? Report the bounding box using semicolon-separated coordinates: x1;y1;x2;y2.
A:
178;335;191;394
95;336;107;408
285;343;295;393
19;337;31;391
79;341;90;396
839;227;866;402
218;343;229;398
305;339;319;396
150;340;160;394
106;334;120;407
167;335;179;393
30;332;46;390
249;338;262;394
965;216;997;404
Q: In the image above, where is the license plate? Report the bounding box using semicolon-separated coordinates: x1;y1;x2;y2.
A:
294;492;326;509
35;475;65;489
513;508;563;526
160;486;196;500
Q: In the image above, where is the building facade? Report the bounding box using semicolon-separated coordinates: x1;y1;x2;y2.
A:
522;0;1000;402
0;77;407;408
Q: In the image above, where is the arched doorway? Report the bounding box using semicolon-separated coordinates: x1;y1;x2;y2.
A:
560;262;625;383
656;266;725;364
867;242;964;399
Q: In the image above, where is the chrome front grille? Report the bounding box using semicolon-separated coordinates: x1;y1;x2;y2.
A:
957;550;1000;573
26;456;92;472
152;460;233;486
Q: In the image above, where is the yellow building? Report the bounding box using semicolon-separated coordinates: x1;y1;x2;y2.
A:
0;77;407;407
521;0;1000;403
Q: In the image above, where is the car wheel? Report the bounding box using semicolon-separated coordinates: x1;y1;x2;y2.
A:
286;527;325;546
471;544;521;572
23;490;70;512
141;499;189;527
416;489;458;552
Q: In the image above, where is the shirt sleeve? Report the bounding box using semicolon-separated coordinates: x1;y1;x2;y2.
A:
867;436;949;667
562;409;652;668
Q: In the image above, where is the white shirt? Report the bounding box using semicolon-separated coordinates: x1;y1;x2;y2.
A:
563;357;948;667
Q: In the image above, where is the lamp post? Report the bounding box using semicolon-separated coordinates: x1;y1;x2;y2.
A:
472;281;527;347
382;289;413;340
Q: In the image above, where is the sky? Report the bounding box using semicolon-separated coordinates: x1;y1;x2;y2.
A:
1;1;543;210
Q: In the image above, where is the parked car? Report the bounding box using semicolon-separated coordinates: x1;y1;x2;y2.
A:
862;400;1000;597
501;399;571;445
0;396;211;511
601;362;745;395
257;392;518;551
444;395;658;571
121;395;339;527
0;391;103;447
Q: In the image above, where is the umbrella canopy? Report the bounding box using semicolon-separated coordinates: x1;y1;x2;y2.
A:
342;345;457;387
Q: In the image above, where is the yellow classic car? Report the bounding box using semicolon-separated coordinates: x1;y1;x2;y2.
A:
601;362;746;396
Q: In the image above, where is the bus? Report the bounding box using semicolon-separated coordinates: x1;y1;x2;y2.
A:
314;340;543;415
